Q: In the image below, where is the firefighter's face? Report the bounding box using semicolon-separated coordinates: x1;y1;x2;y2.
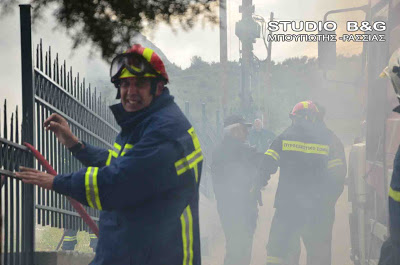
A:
254;119;262;130
119;77;162;112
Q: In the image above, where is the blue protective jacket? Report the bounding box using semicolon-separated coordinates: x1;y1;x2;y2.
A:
263;120;347;210
53;89;203;265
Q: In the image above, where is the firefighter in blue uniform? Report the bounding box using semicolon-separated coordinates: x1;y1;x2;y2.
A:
379;48;400;265
16;44;203;265
264;101;347;265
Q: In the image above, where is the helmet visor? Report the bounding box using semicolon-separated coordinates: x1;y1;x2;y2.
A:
110;53;156;82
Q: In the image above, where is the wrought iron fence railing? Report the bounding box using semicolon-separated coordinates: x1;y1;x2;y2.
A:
0;102;33;265
33;40;119;232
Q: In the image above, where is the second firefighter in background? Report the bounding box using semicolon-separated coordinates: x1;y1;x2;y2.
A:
211;115;268;265
264;101;347;265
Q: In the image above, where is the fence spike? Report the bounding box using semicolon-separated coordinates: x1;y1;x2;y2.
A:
60;64;63;88
40;38;43;71
56;53;59;84
45;52;48;75
53;60;56;82
4;99;7;139
63;60;67;91
16;106;19;144
10;113;14;142
94;87;97;113
49;46;52;78
36;44;39;69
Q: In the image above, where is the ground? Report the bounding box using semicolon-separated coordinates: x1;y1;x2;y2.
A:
201;172;354;265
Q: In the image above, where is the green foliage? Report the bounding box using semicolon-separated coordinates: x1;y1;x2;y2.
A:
0;0;218;61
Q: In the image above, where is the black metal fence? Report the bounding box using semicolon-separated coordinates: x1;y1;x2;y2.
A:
1;5;119;265
1;5;224;265
33;39;119;231
0;101;34;265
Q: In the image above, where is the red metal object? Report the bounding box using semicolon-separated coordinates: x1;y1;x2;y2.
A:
23;142;99;237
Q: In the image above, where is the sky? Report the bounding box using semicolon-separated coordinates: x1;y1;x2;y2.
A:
0;0;366;112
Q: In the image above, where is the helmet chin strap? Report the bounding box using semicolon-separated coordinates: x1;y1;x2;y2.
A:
150;79;158;97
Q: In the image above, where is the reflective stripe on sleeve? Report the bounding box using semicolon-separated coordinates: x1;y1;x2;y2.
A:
175;148;203;177
85;167;102;210
266;256;284;264
187;127;201;150
89;233;97;239
328;158;344;169
121;143;134;156
389;187;400;202
180;205;194;265
265;149;280;161
175;127;203;182
282;140;329;155
106;142;121;166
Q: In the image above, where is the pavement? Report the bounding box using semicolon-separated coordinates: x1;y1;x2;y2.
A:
200;172;354;265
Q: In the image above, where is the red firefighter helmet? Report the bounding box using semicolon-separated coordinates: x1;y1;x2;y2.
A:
110;44;169;84
290;100;319;120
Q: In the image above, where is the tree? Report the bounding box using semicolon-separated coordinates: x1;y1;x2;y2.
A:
1;0;218;61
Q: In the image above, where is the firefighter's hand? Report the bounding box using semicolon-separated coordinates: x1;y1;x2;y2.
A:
44;113;79;148
15;167;55;190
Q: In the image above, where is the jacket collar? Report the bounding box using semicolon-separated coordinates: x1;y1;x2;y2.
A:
109;88;174;129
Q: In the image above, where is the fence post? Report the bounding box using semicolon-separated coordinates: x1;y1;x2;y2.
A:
20;4;35;264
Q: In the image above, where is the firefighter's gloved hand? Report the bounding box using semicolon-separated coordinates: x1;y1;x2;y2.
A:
44;113;79;148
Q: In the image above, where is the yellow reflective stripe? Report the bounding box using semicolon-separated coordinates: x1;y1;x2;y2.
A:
175;127;203;180
63;236;77;241
301;101;309;108
119;68;157;78
85;167;102;210
121;143;134;156
180;205;193;265
188;127;201;150
175;148;203;176
266;256;284;264
389;187;400;202
105;150;113;166
113;142;121;151
282;140;329;155
328;159;344;169
265;149;280;161
142;48;154;62
85;167;95;208
106;143;121;165
89;234;97;239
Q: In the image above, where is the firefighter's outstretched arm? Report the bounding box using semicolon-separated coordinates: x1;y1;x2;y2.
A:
52;130;198;211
